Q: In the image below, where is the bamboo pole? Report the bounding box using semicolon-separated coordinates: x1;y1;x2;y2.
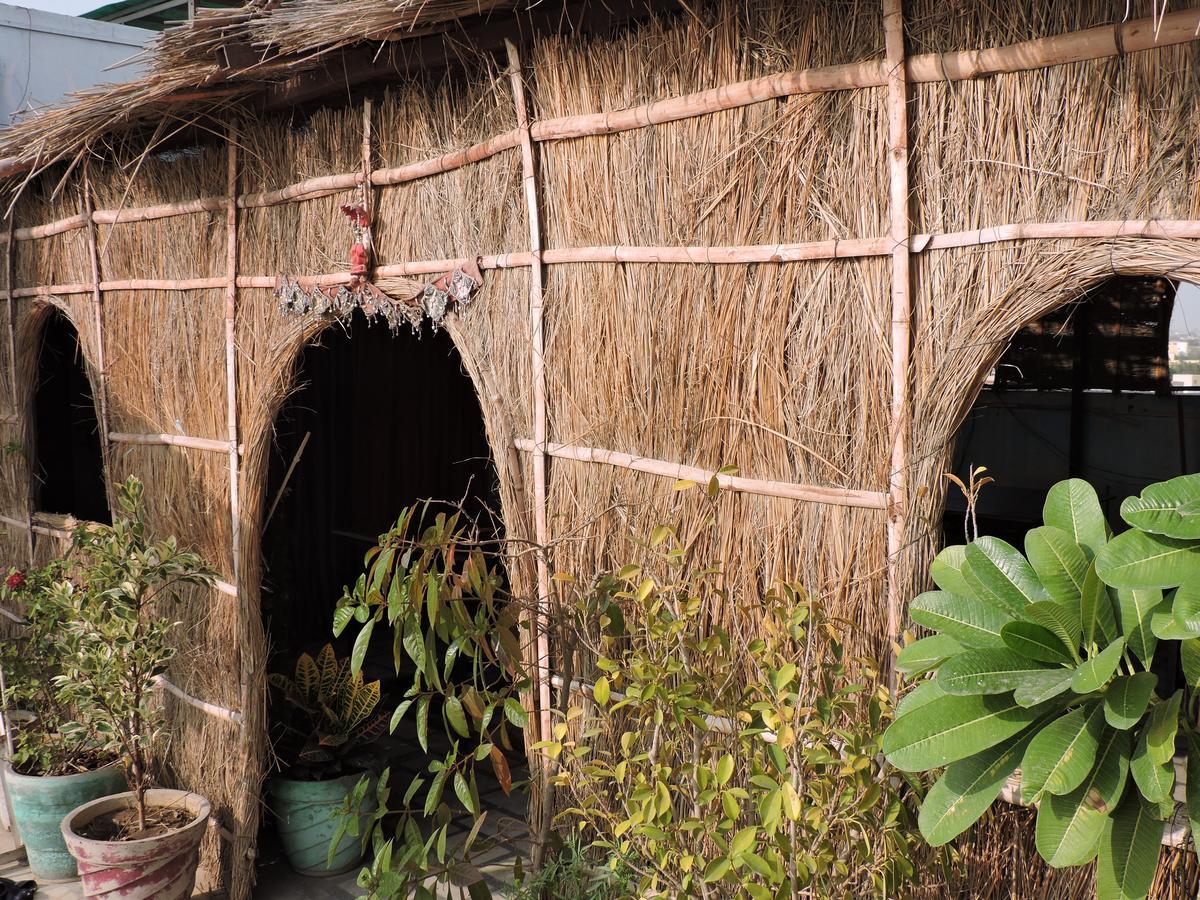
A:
369;129;521;187
514;439;888;510
82;165;115;514
3;217;33;565
153;675;243;726
224;126;246;729
0;514;72;541
506;38;554;761
3;218;15;412
883;0;911;685
109;432;238;453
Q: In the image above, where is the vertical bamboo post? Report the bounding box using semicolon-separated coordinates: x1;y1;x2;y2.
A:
361;98;373;254
883;0;911;686
505;39;554;755
224;126;246;725
4;216;33;565
82;165;115;511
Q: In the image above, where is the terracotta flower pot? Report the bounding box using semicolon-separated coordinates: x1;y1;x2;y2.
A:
61;788;210;899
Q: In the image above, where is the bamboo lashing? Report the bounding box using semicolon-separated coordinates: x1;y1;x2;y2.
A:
82;165;115;515
2;8;1197;244
224;126;247;729
883;0;911;683
505;38;554;756
514;439;889;510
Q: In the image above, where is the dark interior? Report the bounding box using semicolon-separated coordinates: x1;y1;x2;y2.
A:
32;310;110;524
946;276;1193;546
260;313;500;666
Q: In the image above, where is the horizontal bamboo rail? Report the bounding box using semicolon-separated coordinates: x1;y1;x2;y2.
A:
153;674;243;726
1;8;1195;245
514;438;888;510
109;431;239;454
0;605;241;722
2;219;1197;301
0;513;72;541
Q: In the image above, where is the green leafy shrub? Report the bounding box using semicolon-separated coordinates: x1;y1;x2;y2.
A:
504;835;633;899
52;476;214;831
884;475;1200;900
331;505;529;899
0;559;116;776
269;644;388;780
547;486;918;898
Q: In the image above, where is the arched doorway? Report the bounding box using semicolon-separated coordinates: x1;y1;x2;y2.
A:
260;312;501;664
31;309;109;524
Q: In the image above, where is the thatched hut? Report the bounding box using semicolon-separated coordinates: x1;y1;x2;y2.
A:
1;0;1199;895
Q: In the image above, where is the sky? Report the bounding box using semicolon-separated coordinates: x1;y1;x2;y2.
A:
1173;282;1200;336
8;0;101;15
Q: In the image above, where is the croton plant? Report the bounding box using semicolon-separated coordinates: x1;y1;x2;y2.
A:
884;476;1200;899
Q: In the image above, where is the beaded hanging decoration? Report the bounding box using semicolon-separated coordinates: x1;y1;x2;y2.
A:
276;181;481;333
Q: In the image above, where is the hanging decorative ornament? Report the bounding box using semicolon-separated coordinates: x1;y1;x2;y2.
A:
276;184;484;334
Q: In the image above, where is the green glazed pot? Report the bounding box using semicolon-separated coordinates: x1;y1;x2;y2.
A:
268;771;376;876
2;761;126;882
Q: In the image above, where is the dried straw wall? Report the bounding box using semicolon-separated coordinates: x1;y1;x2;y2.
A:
1;1;1199;896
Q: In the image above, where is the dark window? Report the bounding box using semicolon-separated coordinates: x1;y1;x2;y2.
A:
32;311;110;523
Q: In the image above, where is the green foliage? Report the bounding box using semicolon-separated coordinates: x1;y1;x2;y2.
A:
886;475;1200;900
51;477;214;830
269;644;387;780
330;505;528;898
0;559;114;776
503;836;634;900
550;492;920;898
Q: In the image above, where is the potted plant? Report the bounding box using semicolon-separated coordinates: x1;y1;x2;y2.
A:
0;561;125;882
50;476;215;899
884;475;1200;900
267;643;387;875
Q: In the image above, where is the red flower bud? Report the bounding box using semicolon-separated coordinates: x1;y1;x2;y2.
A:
6;571;25;590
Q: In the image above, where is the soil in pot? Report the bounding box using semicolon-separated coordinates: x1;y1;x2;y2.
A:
77;805;194;842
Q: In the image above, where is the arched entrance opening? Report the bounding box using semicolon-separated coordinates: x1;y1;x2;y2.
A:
31;309;110;524
946;275;1200;546
261;312;501;663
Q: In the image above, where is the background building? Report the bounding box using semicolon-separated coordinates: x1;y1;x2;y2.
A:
0;2;151;128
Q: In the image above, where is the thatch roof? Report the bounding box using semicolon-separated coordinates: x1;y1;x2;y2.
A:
0;0;524;184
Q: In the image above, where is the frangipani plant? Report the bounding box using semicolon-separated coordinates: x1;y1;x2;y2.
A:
884;475;1200;900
